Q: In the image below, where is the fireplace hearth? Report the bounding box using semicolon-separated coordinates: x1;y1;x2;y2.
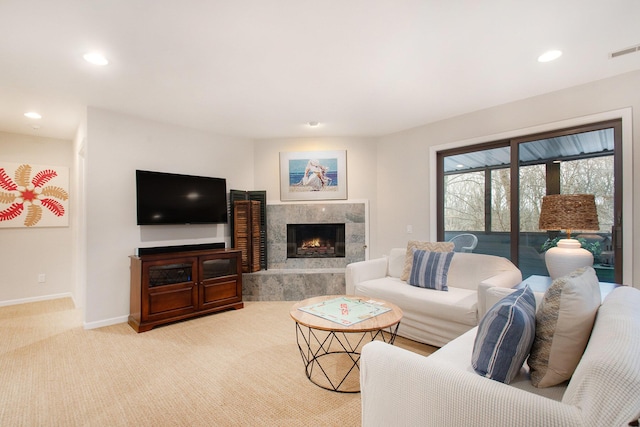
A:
287;223;346;258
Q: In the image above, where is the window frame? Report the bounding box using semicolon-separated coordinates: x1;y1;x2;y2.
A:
435;119;623;283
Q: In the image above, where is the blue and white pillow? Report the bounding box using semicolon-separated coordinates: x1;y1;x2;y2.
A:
471;285;536;384
408;249;454;291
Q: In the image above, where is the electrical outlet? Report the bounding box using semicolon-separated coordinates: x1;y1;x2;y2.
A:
406;225;413;234
38;274;46;283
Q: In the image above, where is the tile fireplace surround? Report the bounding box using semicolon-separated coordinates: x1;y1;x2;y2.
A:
242;202;367;301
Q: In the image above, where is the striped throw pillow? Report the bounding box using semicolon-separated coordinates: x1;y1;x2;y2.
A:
400;241;454;281
407;249;454;291
471;285;536;384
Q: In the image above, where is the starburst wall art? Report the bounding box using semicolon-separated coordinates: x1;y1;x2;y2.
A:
0;162;69;228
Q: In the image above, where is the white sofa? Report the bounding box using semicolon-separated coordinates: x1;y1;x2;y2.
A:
360;286;640;427
346;248;522;347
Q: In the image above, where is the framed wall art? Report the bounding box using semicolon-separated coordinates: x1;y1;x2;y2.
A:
0;162;70;228
279;150;347;201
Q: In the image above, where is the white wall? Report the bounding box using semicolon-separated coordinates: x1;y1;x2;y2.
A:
7;71;639;323
83;108;254;327
0;131;74;304
253;136;378;251
72;111;87;308
377;70;639;285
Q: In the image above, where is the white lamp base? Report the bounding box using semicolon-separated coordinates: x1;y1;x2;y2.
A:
544;238;594;280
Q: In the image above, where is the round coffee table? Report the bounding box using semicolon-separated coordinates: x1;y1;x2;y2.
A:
290;295;403;393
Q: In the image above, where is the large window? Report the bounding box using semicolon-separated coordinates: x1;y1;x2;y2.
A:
438;120;622;283
444;171;484;231
490;168;510;232
561;156;615;233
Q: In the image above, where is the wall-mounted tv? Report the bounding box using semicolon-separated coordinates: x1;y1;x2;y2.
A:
136;170;228;225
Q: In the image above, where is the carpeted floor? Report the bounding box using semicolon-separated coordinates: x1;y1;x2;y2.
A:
0;298;436;426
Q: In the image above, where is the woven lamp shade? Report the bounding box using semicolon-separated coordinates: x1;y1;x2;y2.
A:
539;194;600;279
539;194;599;235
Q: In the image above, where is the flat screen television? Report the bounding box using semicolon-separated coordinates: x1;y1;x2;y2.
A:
136;170;228;225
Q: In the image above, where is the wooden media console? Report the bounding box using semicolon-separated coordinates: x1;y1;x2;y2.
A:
129;248;243;332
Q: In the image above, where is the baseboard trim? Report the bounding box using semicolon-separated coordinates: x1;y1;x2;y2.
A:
83;315;129;330
0;292;74;308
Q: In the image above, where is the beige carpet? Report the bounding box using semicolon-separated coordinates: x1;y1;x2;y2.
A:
0;298;435;426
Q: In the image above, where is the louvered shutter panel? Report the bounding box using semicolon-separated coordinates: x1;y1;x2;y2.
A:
249;201;261;272
248;191;268;270
231;190;267;271
234;201;251;272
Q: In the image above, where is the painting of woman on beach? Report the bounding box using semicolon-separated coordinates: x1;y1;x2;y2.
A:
280;150;347;201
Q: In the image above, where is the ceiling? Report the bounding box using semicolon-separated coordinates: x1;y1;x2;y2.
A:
1;0;640;141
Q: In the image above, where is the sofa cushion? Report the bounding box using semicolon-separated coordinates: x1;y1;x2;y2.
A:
429;328;567;402
408;249;454;290
447;253;520;291
400;241;454;281
528;267;601;388
561;286;640;426
354;277;478;327
387;248;407;278
472;285;536;384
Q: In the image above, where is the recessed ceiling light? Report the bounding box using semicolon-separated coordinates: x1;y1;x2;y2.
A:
456;164;465;168
308;121;320;127
24;112;42;119
538;50;562;63
83;52;109;66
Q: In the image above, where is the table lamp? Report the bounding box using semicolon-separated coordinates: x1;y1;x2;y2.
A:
538;194;599;279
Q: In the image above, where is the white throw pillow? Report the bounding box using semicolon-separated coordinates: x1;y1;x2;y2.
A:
528;267;601;388
387;248;407;278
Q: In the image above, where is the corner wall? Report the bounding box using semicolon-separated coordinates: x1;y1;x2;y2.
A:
83;108;255;327
252;136;378;253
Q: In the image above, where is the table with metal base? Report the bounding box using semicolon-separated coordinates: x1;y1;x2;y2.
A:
290;295;403;393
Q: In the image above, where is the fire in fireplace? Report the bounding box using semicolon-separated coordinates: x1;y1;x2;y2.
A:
287;223;346;258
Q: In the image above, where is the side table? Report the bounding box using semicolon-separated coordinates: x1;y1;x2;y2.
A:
516;274;620;302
